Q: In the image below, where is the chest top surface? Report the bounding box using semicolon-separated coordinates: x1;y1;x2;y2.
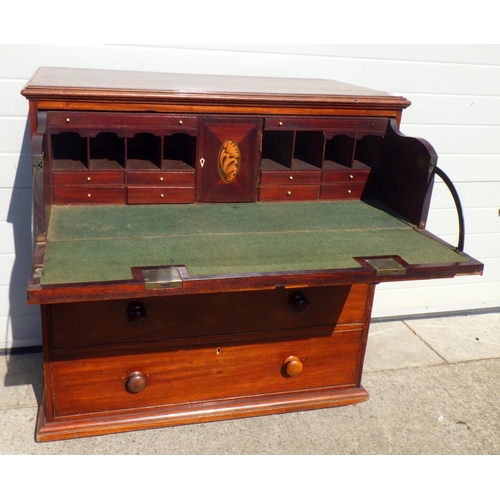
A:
21;66;411;114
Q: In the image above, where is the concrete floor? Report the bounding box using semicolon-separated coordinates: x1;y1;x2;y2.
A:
1;311;499;454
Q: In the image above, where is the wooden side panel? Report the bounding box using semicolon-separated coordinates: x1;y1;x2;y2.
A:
31;112;48;238
197;118;262;202
378;120;436;229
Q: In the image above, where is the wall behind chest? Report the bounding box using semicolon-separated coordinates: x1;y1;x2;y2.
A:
0;44;498;348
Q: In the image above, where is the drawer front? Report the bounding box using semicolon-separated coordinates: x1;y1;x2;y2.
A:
126;186;195;204
126;171;195;186
319;183;366;200
321;169;370;184
49;111;198;131
259;184;319;201
265;116;388;133
260;170;321;185
51;329;363;417
52;171;125;186
49;285;370;349
53;187;125;204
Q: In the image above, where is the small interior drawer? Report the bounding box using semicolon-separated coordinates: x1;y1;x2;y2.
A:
260;170;321;185
321;169;370;184
49;111;198;131
259;184;320;201
53;187;125;204
126;186;195;204
52;171;125;186
126;171;195;186
319;183;366;200
265;116;388;133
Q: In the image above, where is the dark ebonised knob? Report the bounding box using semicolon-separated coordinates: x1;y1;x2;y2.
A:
125;371;147;394
288;291;310;314
126;301;147;322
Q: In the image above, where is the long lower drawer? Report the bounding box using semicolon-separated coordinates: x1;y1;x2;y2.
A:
51;329;364;417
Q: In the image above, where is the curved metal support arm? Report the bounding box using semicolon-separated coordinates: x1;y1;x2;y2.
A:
433;166;465;253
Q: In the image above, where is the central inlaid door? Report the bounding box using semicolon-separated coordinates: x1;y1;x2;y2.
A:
197;117;262;202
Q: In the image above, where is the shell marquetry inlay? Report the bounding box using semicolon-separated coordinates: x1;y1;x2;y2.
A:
218;139;241;183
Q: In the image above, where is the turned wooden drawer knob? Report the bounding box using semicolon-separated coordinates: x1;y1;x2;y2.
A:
126;301;147;322
125;371;147;393
283;356;303;377
289;291;310;314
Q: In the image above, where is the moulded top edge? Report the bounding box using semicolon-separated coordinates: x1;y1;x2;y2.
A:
21;67;411;109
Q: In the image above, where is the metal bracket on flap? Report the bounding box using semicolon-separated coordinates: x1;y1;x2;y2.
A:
365;257;407;277
142;267;183;289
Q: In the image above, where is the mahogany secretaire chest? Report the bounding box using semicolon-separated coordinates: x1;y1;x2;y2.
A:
21;67;482;441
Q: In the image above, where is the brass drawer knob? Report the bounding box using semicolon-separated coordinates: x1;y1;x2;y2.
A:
125;371;147;393
283;356;303;377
